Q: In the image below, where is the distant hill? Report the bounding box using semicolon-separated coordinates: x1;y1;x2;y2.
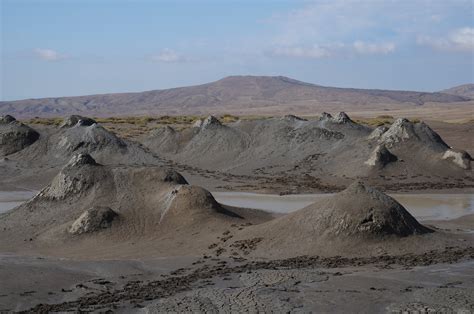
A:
0;76;470;118
441;84;474;99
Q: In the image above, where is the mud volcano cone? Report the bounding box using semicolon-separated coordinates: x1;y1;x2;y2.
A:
319;181;431;237
0;115;40;156
247;181;431;246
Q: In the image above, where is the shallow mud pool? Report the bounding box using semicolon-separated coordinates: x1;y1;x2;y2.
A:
0;191;37;214
213;192;474;221
1;190;473;221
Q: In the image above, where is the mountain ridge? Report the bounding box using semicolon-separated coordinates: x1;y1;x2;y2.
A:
0;76;470;118
441;83;474;99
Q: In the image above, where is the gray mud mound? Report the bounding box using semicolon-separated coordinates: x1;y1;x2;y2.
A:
442;149;472;170
281;114;307;122
145;115;248;169
368;126;388;140
379;118;448;150
37;153;105;200
0;115;40;156
69;206;118;235
332;111;353;124
274;181;430;238
57;123;127;155
365;144;397;168
315;181;431;237
60;115;97;128
66;152;99;167
0;115;16;123
0;154;266;257
374;118;472;174
236;181;432;258
193;115;223;129
318;111;357;126
162;185;242;223
319;112;333;120
146;126;179;154
144;112;364;174
39;116;157;166
144;113;472;190
0;115;161;189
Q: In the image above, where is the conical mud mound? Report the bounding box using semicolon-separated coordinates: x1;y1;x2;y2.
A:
57;122;127;154
146;115;248;169
317;181;431;237
162;185;242;223
235;181;432;258
365;144;397;168
69;206;118;235
319;112;333;121
144;112;471;185
6;115;160;178
442;149;472;170
0;115;40;156
368;126;388;140
37;153;106;200
193;115;223;129
0;115;16;124
0;154;267;257
281;114;307;122
332;112;353;124
60;115;97;128
379;118;448;150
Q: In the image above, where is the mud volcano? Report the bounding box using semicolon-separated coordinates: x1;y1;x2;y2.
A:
0;154;269;258
69;206;118;235
307;181;432;237
60;115;97;128
0;115;39;156
236;181;433;257
0;115;164;190
144;113;472;189
22;115;158;166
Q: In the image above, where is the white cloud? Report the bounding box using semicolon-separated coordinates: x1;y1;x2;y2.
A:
353;41;395;55
269;41;395;59
150;49;188;63
33;48;65;61
262;1;401;59
260;0;472;58
418;27;474;52
270;45;332;59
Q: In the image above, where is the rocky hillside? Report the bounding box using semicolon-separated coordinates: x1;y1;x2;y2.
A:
0;76;469;118
441;84;474;99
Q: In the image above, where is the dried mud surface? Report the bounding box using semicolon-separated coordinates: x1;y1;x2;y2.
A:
10;247;473;313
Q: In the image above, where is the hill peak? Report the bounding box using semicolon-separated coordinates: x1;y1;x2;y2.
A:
215;75;319;86
441;83;474;99
0;76;470;118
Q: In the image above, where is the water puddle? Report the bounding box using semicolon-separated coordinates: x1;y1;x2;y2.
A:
0;191;37;214
2;190;473;221
213;192;474;221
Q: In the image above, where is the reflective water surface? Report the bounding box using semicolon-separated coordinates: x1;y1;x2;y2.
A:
1;190;473;221
0;191;37;214
213;192;474;221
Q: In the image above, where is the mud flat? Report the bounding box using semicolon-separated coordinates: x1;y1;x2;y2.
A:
1;248;473;313
0;174;473;312
0;114;473;312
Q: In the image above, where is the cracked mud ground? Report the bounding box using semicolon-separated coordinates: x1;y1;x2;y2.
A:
5;247;471;313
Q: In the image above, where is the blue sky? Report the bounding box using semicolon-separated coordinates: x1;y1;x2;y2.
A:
1;0;473;100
